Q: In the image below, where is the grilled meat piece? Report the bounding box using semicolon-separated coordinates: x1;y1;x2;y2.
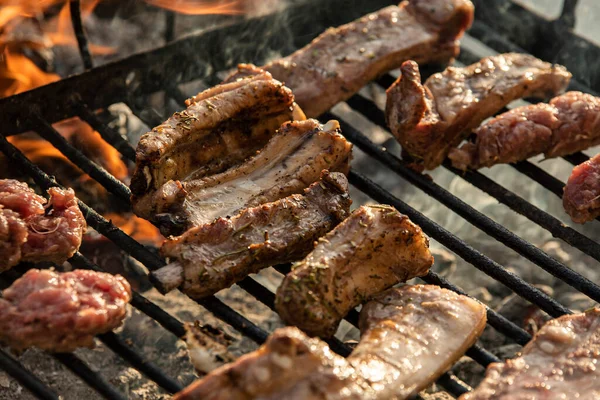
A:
0;180;86;272
276;205;433;338
141;119;352;235
563;153;600;223
386;53;571;170
174;285;485;400
0;269;131;352
131;66;302;221
462;308;600;400
352;285;487;399
450;91;600;170
153;171;351;299
261;0;474;118
174;327;373;400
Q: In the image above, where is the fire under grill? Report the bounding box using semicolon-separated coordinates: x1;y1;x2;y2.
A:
1;0;600;398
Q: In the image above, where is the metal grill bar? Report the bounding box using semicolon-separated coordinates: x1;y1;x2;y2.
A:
348;170;571;318
0;350;60;400
76;103;137;162
69;0;94;70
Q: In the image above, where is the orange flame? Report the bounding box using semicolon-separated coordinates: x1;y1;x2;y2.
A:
103;213;164;246
143;0;246;15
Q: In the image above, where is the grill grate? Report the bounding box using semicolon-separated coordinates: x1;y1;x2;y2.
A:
1;0;599;398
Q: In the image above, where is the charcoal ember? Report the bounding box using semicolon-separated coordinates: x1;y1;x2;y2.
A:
0;269;131;352
495;285;553;336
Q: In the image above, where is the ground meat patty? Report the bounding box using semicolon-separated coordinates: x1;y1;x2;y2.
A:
0;180;86;272
0;269;132;352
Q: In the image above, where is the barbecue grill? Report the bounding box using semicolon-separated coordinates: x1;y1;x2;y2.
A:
1;0;600;398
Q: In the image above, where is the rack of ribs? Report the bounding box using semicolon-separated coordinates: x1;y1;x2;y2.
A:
174;285;486;400
275;205;433;337
386;53;571;170
152;171;352;299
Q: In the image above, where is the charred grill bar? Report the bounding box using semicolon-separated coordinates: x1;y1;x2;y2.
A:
1;0;600;398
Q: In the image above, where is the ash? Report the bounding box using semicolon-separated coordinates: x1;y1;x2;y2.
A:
3;0;600;398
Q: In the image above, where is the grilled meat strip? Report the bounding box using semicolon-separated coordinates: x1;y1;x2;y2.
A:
153;171;351;299
462;308;600;400
449;91;600;170
275;205;433;338
386;53;571;170
563;153;600;224
351;285;487;399
174;285;485;400
131;66;302;222
0;179;86;272
142;119;352;235
260;0;474;118
0;269;131;352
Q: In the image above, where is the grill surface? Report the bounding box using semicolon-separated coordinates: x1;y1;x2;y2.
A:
1;0;600;398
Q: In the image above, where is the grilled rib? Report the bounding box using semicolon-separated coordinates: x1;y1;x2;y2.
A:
462;308;600;400
563;153;600;224
140;119;352;235
449;91;600;170
174;285;486;400
351;285;487;399
275;205;433;338
131;66;303;223
0;269;131;352
386;53;571;170
261;0;474;118
0;179;86;272
152;171;351;299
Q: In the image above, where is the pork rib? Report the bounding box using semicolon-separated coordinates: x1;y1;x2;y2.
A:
262;0;474;118
386;53;571;170
0;180;86;272
174;285;486;400
0;269;131;352
462;308;600;400
131;66;302;223
563;153;600;223
153;171;351;299
141;119;352;235
275;205;433;338
449;91;600;170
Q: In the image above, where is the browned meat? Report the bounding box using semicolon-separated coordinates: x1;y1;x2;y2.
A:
563;153;600;223
351;285;487;399
0;269;131;352
174;285;486;400
139;119;352;235
152;171;351;299
386;53;571;170
449;91;600;170
131;66;303;222
275;205;433;338
462;308;600;400
262;0;474;118
0;180;86;272
173;327;372;400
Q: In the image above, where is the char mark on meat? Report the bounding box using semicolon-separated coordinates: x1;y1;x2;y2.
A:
142;119;352;235
131;66;302;223
275;205;433;338
174;284;485;400
450;91;600;170
0;180;86;272
462;308;600;400
259;0;474;118
152;171;352;299
0;269;131;352
386;53;571;170
563;153;600;223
